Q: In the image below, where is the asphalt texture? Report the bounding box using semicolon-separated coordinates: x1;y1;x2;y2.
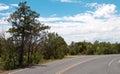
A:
9;55;120;74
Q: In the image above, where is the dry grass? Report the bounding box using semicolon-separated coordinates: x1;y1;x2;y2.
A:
0;55;79;74
40;55;79;64
64;55;79;58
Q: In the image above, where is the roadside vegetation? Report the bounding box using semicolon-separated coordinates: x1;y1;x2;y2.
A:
69;41;120;55
0;2;120;70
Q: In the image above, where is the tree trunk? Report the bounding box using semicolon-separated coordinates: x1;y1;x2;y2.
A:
19;29;24;67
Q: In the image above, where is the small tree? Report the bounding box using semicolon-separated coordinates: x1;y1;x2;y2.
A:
42;33;67;59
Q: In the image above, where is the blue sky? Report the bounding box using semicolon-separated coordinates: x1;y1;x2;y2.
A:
0;0;120;44
1;0;119;17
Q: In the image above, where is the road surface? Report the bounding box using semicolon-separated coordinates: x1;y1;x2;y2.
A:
9;55;120;74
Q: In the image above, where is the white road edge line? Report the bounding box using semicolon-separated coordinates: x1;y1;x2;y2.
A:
108;58;119;67
118;60;120;63
8;69;24;74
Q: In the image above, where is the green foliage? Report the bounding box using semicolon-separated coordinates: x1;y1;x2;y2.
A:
86;43;94;55
42;33;67;59
0;36;3;57
0;38;18;70
69;41;120;55
68;41;87;55
1;2;49;69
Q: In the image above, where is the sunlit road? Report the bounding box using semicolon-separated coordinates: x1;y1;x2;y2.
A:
9;55;120;74
62;55;120;74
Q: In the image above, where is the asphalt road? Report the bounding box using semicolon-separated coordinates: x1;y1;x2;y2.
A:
9;55;120;74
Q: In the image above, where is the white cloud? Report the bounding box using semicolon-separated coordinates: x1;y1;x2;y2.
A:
60;0;72;2
11;4;18;7
0;24;11;38
94;4;116;18
87;3;98;7
87;3;116;18
0;17;9;25
38;17;61;22
39;3;120;44
0;17;11;38
0;3;10;37
50;14;57;17
0;13;10;16
0;3;9;11
59;0;81;3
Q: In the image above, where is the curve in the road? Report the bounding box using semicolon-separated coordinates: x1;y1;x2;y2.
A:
56;56;101;74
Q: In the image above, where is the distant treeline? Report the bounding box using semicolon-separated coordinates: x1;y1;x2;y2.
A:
69;41;120;55
0;2;120;70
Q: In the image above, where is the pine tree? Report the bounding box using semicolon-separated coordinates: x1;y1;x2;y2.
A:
7;2;49;67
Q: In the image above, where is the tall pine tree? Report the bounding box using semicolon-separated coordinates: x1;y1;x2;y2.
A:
8;2;49;67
